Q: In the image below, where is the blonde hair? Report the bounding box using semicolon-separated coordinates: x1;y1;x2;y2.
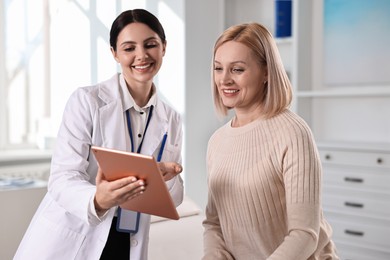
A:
212;23;292;119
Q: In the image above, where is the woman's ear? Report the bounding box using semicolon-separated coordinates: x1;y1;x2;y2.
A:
111;47;120;63
162;41;167;57
264;66;268;81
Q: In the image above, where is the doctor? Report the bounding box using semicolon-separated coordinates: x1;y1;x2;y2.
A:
14;9;184;260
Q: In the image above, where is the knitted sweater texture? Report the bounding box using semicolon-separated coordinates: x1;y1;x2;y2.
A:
203;110;338;260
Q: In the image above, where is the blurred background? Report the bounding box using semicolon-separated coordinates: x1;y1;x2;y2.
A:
1;0;389;259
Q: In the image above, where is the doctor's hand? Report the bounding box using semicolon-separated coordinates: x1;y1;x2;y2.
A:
158;162;183;182
94;167;145;215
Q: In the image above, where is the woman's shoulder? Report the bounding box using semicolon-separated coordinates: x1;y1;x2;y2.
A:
269;110;314;140
208;120;231;143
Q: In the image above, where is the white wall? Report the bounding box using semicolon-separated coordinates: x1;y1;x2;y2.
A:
184;0;226;209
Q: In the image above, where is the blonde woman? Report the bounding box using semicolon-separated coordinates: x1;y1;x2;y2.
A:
202;23;339;260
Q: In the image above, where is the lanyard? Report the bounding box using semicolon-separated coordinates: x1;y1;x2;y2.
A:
119;105;168;234
126;105;154;154
125;105;167;162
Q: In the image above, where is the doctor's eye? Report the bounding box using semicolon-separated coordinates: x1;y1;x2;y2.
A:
123;45;136;52
145;43;158;49
232;67;245;73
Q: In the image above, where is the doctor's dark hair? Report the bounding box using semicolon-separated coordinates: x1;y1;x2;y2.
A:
110;9;166;51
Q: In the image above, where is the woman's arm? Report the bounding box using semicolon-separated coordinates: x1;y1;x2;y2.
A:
202;139;234;260
268;120;322;260
202;192;235;260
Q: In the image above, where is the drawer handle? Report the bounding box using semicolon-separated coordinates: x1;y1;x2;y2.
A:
344;202;364;208
325;154;331;160
377;158;383;164
344;177;363;183
345;229;364;237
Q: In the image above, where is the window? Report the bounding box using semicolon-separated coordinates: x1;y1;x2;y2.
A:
0;0;184;151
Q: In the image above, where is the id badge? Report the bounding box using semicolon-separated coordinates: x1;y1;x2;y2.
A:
116;207;140;233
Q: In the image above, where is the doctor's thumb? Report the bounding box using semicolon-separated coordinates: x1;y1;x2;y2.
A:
96;167;106;184
173;163;183;174
159;162;183;174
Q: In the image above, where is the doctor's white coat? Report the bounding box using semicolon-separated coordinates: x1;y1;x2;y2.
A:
14;74;184;260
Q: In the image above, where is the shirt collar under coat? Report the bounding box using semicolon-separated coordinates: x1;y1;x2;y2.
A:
119;73;157;112
96;73;169;156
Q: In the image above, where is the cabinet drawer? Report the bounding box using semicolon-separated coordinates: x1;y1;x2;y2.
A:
322;164;390;190
319;149;390;168
322;188;390;219
333;240;390;260
325;212;390;251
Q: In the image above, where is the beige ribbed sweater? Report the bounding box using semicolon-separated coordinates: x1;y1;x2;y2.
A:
203;110;339;260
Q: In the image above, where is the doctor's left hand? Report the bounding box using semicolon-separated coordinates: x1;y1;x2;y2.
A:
158;162;183;182
94;167;145;215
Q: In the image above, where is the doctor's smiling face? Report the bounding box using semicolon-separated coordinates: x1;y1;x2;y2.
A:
111;22;166;89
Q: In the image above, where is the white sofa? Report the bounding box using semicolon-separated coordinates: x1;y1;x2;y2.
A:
149;196;205;260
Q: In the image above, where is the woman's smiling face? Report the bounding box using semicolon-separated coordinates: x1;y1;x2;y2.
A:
214;41;267;113
111;22;166;87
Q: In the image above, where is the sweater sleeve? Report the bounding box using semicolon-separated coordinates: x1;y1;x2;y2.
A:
202;192;235;260
202;136;234;260
268;118;322;260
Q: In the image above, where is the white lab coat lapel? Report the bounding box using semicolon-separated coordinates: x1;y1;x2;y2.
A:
97;76;127;151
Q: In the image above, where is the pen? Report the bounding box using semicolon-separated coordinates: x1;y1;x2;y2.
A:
157;132;167;162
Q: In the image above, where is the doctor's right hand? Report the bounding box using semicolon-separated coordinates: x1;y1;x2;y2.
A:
94;167;145;215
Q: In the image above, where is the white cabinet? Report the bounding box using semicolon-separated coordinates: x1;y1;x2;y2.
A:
294;1;390;258
293;2;390;257
318;142;390;260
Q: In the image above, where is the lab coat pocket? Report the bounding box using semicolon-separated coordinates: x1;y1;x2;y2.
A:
160;142;180;162
16;213;85;260
42;215;85;258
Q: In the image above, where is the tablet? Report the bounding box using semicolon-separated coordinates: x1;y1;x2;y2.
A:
91;146;180;220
